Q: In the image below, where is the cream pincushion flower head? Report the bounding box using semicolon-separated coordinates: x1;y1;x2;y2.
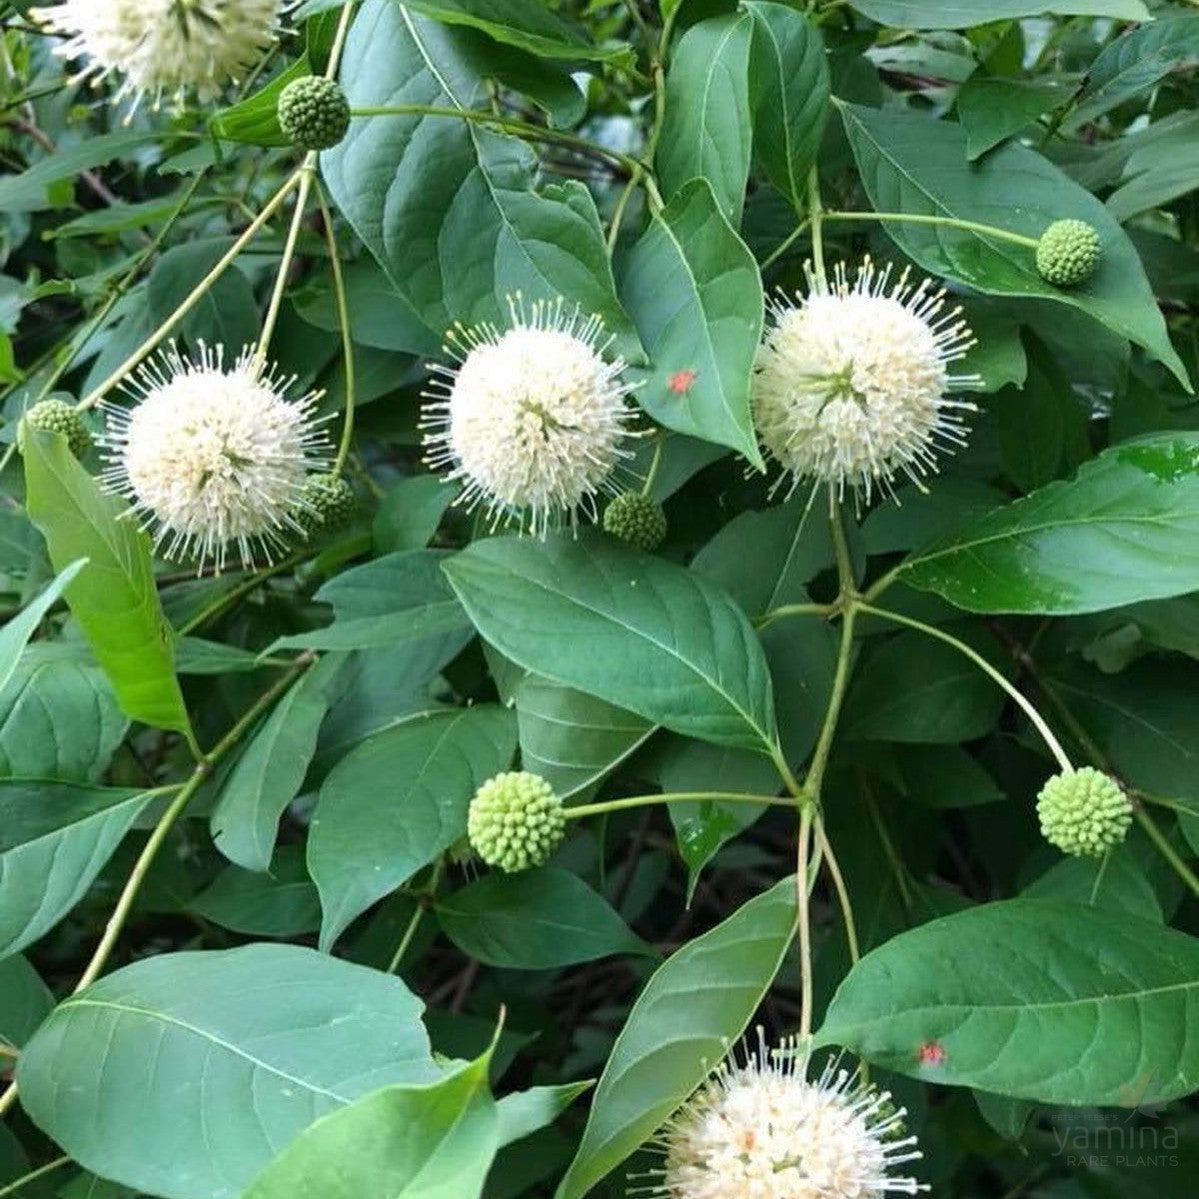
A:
648;1035;926;1199
101;342;328;571
753;259;979;503
34;0;279;111
421;297;635;537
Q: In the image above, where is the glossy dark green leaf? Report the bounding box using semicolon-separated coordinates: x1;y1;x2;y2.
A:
0;955;52;1050
147;240;260;354
656;13;753;223
309;706;517;949
894;744;1004;809
270;551;471;653
496;1082;592;1148
745;2;829;210
847;0;1147;27
1022;850;1163;924
210;58;309;147
0;560;84;698
514;675;654;802
1068;18;1199;129
23;430;191;735
323;2;638;356
619;179;764;463
818;899;1199;1105
0;655;127;783
436;868;654;969
1042;657;1199;817
0;781;150;960
956;78;1069;160
373;476;457;554
190;847;322;938
17;945;438;1199
402;0;625;62
838;103;1187;386
243;1052;496;1199
210;658;337;872
556;876;796;1199
444;534;777;752
843;628;1011;744
901;437;1199;615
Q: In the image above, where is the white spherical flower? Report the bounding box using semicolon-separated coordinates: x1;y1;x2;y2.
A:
33;0;279;111
421;297;635;537
101;343;328;571
753;259;979;502
648;1036;927;1199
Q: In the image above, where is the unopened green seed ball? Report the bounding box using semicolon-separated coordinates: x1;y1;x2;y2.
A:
1035;220;1101;288
18;399;91;459
1037;766;1132;857
467;771;566;873
603;492;668;552
278;76;351;151
296;474;356;536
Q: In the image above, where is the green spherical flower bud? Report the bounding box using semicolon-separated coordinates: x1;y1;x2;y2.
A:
18;399;91;460
467;771;566;873
1036;219;1101;288
296;474;356;536
1037;766;1132;858
602;492;668;552
278;76;351;151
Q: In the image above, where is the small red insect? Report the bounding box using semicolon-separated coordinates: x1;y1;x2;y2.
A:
667;369;696;394
918;1041;946;1066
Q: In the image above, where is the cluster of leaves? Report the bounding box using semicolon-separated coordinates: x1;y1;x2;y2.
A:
2;1;1199;1198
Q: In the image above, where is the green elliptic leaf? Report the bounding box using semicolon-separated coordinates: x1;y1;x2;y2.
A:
817;899;1199;1105
656;13;754;224
1022;850;1163;924
1042;657;1199;817
269;551;472;654
514;675;654;802
900;436;1199;615
846;0;1148;28
322;2;639;358
0;781;150;961
243;1053;497;1199
956;78;1070;160
309;706;517;949
17;945;439;1199
210;58;309;147
838;103;1188;387
0;560;84;699
1068;18;1199;130
0;656;128;783
402;0;625;62
23;430;192;736
374;476;458;554
0;955;52;1050
0;131;161;213
619;179;764;464
435;868;655;969
745;2;830;211
210;657;339;872
555;876;797;1199
147;240;260;355
190;847;322;938
443;533;778;753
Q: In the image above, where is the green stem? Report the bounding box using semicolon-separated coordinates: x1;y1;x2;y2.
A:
807;166;827;289
640;431;665;496
349;106;642;176
565;791;793;820
1134;807;1199;898
175;551;308;638
77;170;302;410
203;653;316;766
314;180;356;475
255;159;316;367
0;1157;71;1199
797;803;815;1040
756;601;839;630
387;860;444;974
760;219;811;272
606;164;643;254
822;209;1040;250
815;817;860;966
324;1;356;78
856;602;1073;773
